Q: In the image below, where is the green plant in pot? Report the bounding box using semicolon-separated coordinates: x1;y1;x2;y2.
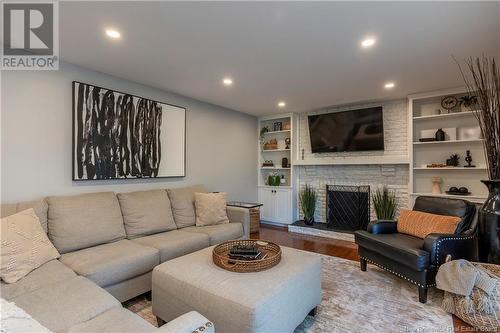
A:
458;56;500;264
300;185;317;225
267;172;280;186
372;186;398;220
459;95;478;112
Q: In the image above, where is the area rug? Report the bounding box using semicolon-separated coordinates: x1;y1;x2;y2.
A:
124;254;452;332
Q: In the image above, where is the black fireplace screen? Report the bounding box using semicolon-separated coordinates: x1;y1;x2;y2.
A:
326;185;370;232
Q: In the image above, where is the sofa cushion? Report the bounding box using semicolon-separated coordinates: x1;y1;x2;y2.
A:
65;307;154;333
47;192;126;253
118;189;177;239
1;209;60;283
133;230;210;263
355;230;430;271
167;185;207;228
59;239;159;287
194;192;230;226
12;276;120;332
1;199;49;232
183;223;243;245
1;259;76;300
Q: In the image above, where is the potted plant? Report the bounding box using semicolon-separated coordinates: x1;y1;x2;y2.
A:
372;186;398;220
267;172;280;186
458;56;500;263
459;95;478;112
299;185;317;225
446;154;460;167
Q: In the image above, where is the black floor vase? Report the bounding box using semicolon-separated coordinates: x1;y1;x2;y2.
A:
478;180;500;264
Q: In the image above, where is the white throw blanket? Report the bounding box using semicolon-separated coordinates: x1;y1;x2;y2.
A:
1;298;52;333
436;259;499;314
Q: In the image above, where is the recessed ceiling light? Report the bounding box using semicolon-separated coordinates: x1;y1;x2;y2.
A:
384;82;395;89
222;78;233;86
361;37;376;48
105;29;121;39
278;101;286;108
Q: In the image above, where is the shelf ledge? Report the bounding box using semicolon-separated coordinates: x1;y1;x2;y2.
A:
413;139;483;145
413;110;479;121
410;192;487;201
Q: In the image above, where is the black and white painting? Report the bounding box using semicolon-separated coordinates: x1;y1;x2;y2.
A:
73;81;186;180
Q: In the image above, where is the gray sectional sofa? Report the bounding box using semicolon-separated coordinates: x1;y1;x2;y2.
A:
1;185;250;332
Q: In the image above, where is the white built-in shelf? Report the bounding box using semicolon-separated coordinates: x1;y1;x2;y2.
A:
263;130;291;135
260;167;291;170
413;166;488;170
261;148;291;152
413;110;479;121
413;139;483;146
411;192;487;201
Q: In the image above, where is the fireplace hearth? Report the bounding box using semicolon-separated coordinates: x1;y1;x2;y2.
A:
326;185;370;232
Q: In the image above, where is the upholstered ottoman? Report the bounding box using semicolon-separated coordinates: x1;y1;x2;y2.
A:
152;246;321;333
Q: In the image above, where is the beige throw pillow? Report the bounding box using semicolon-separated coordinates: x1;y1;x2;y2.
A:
194;192;230;226
1;208;60;283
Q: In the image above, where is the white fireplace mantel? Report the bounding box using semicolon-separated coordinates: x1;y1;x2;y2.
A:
293;156;409;166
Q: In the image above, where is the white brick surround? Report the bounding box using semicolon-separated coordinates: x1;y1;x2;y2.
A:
296;99;410;223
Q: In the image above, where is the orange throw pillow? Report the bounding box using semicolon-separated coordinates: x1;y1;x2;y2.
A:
397;209;461;239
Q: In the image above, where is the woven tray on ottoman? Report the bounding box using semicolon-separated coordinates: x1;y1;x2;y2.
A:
212;240;281;273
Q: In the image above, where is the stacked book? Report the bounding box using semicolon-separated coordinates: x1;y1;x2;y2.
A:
229;244;262;261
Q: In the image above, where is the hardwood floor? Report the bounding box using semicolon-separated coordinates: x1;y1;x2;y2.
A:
252;224;476;332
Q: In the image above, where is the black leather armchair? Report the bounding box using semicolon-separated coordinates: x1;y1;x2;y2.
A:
354;196;478;303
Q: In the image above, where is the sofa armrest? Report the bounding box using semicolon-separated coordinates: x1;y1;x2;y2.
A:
155;311;213;333
367;220;397;234
422;233;478;266
227;206;250;238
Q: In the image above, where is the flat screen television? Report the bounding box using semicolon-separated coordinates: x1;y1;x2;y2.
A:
308;106;384;153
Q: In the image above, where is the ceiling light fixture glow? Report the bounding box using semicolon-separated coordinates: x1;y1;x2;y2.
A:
361;37;376;48
222;78;233;86
105;29;121;39
278;101;286;108
384;82;395;89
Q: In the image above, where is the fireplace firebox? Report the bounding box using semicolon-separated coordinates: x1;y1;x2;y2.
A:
326;185;370;232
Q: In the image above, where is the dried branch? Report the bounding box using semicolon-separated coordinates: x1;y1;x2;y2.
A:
456;56;500;180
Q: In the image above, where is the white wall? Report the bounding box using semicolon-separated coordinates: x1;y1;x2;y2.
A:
1;62;257;203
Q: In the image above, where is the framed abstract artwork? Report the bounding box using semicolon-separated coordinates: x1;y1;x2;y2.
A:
72;81;186;180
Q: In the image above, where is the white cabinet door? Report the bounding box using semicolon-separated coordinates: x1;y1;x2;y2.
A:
275;189;292;223
258;188;275;221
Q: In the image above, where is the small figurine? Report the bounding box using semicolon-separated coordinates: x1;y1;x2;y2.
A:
285;138;291;150
464;150;476;168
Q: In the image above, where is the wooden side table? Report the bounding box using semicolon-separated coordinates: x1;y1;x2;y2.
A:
227;202;263;233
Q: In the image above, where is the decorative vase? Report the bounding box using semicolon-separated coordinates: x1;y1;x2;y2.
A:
431;177;442;194
304;216;314;225
478;180;500;264
435;128;446;141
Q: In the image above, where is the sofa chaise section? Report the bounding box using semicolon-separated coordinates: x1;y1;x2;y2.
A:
0;259;76;300
11;276;121;332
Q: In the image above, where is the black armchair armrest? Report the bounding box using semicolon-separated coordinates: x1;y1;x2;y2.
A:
367;220;397;234
423;233;478;266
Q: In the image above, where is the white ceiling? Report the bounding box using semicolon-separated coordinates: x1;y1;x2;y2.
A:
59;2;500;116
